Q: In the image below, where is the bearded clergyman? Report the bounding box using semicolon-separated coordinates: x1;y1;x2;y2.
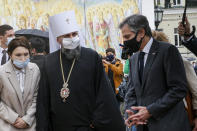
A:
36;10;125;131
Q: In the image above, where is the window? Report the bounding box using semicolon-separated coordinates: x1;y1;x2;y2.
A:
174;28;182;47
173;0;181;6
188;0;197;7
156;0;160;5
165;0;171;8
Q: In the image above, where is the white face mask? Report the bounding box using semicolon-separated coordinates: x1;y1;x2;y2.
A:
62;36;80;49
6;37;15;46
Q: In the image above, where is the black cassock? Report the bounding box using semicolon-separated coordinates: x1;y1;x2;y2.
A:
36;47;125;131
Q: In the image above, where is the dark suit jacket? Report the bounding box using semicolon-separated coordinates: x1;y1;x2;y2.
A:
125;39;191;131
31;55;45;71
182;35;197;56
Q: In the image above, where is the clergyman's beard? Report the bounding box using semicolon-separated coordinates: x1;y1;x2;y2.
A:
61;46;81;60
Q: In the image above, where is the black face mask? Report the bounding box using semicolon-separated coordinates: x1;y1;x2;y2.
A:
106;54;114;62
123;32;144;53
121;47;133;60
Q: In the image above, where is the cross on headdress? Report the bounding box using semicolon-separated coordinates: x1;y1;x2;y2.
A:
66;18;70;24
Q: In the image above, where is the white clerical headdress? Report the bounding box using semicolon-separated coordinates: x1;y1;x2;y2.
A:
49;10;85;53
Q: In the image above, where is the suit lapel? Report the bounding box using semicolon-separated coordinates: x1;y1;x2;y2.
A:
141;40;159;91
23;65;33;100
6;61;24;108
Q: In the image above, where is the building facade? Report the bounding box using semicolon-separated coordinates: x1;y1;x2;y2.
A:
156;0;197;58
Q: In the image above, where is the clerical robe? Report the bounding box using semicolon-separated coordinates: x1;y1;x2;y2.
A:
36;47;125;131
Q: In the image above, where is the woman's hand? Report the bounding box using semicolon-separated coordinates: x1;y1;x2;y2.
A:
13;117;28;129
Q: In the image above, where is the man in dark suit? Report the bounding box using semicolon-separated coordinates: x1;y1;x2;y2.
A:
120;14;191;131
178;17;197;56
29;37;46;70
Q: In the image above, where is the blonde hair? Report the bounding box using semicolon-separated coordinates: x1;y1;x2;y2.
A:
152;30;169;43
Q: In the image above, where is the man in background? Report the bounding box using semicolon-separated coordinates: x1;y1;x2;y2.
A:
103;48;123;103
0;24;15;65
29;37;46;70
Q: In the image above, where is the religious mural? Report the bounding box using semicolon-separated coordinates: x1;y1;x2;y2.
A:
0;0;141;56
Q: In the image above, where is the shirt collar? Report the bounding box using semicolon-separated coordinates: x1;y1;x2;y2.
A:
0;46;8;51
15;68;26;74
142;37;153;54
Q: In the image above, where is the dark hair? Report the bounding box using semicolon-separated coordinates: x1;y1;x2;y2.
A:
29;37;46;53
0;24;13;36
8;36;31;55
119;14;152;37
106;48;115;54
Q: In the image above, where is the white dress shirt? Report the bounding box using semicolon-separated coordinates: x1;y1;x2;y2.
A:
15;68;25;94
142;37;153;67
0;47;9;64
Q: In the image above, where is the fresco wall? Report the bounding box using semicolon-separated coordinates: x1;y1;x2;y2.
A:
0;0;141;56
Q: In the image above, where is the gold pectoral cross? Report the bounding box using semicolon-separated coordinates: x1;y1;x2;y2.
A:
60;83;70;102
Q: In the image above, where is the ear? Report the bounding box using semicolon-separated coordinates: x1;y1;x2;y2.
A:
0;36;3;40
138;28;145;38
136;28;145;41
57;36;62;45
